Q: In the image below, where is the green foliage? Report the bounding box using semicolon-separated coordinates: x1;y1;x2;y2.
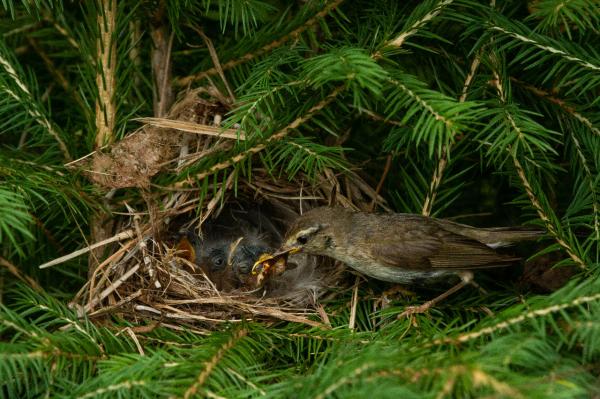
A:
0;187;34;254
1;0;600;397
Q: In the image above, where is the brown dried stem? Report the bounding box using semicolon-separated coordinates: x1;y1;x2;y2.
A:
27;37;86;111
192;26;235;102
151;11;174;117
95;0;117;148
0;257;42;292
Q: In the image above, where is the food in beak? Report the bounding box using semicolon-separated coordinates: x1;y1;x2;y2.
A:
250;248;299;286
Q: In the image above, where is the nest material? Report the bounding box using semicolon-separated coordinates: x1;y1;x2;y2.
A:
74;91;387;331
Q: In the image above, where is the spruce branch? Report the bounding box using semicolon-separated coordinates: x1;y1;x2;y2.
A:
528;0;600;36
176;0;345;87
183;328;248;399
0;49;71;160
491;73;587;269
315;363;374;399
173;85;344;188
379;0;454;52
94;0;117;148
78;381;148;399
569;131;600;241
43;12;82;52
488;16;600;96
512;156;587;269
384;74;484;157
421;55;481;216
434;290;600;346
26;37;87;112
490;23;600;72
513;77;600;137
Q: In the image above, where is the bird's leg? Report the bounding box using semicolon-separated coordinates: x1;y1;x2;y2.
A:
398;271;474;318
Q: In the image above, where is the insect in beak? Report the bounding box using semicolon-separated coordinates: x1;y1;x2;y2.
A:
251;247;300;276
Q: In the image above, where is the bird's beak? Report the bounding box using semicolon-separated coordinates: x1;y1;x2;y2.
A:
251;247;301;275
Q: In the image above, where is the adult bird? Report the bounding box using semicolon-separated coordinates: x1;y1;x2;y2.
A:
274;206;542;315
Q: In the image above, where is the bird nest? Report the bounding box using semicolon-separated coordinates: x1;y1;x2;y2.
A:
61;90;387;332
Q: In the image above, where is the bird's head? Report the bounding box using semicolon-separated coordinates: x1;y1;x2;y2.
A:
280;207;338;255
250;207;345;278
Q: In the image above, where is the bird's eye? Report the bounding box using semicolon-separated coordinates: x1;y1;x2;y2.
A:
297;235;308;245
213;257;224;266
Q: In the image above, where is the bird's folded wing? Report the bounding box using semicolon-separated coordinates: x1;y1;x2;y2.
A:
368;229;518;270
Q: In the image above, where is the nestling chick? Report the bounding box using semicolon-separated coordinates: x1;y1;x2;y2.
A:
192;231;274;290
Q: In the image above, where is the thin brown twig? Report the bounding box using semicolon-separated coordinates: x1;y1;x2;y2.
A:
27;37;86;111
354;107;404;127
176;0;345;87
191;26;236;102
0;257;42;291
87;238;138;304
39;230;135;269
348;276;360;331
151;16;174;117
85;263;140;312
370;154;392;211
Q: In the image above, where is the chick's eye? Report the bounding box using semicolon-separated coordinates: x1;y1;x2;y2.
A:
213;257;224;266
297;235;308;245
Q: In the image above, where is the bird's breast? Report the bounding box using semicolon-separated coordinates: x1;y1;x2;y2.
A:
331;251;453;284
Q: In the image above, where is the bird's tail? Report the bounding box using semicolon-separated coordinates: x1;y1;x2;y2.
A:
440;220;544;248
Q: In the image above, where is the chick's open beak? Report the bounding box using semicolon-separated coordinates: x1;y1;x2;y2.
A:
251;247;300;275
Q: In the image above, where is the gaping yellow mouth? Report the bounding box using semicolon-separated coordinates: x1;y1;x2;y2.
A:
251;247;300;276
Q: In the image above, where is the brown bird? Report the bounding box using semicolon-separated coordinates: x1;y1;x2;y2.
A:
273;206;542;315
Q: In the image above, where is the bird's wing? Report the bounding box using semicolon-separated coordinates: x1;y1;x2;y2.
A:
362;215;518;270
